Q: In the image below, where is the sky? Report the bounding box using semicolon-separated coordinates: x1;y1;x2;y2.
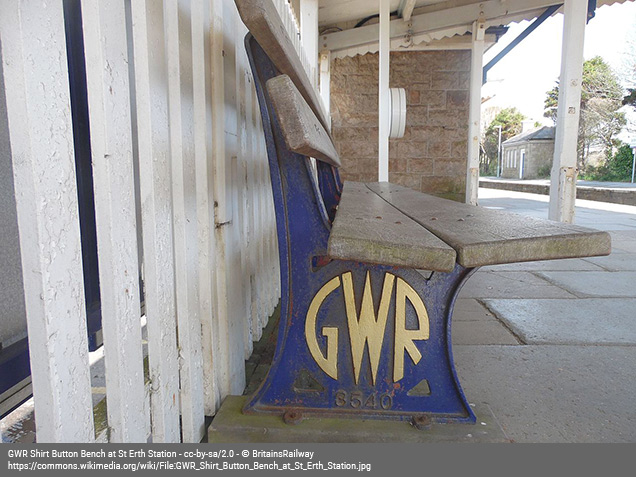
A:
481;0;636;139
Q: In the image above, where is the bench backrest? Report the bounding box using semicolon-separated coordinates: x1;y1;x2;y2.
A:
235;0;330;132
266;75;340;167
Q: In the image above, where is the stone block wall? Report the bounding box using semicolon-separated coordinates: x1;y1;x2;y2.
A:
502;141;555;180
330;50;471;201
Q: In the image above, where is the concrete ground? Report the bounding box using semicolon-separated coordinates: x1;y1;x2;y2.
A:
451;188;636;443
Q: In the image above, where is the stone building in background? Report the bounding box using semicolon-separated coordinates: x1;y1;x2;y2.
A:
330;50;470;202
501;126;556;180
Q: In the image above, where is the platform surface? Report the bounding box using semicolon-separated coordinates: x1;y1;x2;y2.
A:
208;396;510;443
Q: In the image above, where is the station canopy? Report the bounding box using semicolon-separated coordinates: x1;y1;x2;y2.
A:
317;0;629;58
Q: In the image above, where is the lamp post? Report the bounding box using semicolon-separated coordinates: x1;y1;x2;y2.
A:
496;125;502;178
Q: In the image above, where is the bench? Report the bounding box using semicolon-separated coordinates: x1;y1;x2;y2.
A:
236;0;611;424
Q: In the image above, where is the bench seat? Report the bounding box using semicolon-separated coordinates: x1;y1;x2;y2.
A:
329;182;611;270
326;181;457;272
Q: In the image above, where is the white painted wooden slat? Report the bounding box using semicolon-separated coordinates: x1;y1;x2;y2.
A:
224;4;248;394
0;0;95;443
81;0;147;443
253;107;269;322
165;0;205;443
270;172;281;313
129;0;181;443
246;73;263;342
300;0;319;87
236;42;254;356
210;0;232;400
262;121;279;316
82;1;145;442
194;0;218;416
254;120;269;330
319;51;331;124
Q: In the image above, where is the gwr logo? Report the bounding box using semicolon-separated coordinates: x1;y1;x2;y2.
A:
305;271;429;384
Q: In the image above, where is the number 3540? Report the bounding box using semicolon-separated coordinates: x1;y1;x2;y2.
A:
334;390;393;410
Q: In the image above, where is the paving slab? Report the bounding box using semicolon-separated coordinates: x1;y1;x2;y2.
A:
582;252;636;271
452;320;520;345
607;231;636;253
536;271;636;298
208;395;510;443
452;298;497;322
482;258;604;272
484;298;636;345
459;271;576;299
454;345;636;443
612;241;636;254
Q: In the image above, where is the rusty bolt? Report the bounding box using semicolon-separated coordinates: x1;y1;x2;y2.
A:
411;415;432;430
283;410;303;425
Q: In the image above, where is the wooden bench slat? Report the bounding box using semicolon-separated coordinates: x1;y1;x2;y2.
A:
235;0;330;131
328;182;457;271
366;182;612;268
267;75;341;167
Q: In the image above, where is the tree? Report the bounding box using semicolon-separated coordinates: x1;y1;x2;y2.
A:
543;56;626;169
623;88;636;109
481;107;526;176
619;18;636;113
584;142;634;182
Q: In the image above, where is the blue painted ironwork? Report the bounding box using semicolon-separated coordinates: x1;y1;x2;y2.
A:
243;34;476;422
0;338;30;418
588;0;597;23
482;4;562;85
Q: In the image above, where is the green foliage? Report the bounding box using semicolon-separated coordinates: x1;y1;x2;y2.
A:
582;143;634;182
481;107;526;176
536;164;552;179
623;88;636;109
543;56;626;170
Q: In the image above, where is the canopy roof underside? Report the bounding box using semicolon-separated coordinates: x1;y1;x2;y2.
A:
318;0;632;58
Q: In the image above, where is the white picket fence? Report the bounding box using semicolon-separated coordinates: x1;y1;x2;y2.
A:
0;0;315;443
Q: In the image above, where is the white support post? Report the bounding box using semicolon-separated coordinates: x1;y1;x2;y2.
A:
549;0;587;223
378;0;390;182
0;0;95;443
466;20;485;205
81;0;148;442
129;0;181;443
300;0;319;87
319;51;332;124
398;0;417;22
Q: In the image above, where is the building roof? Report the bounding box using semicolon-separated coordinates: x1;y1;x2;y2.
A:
503;126;555;145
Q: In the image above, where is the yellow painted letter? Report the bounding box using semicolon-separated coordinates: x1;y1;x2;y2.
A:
342;271;395;385
393;278;429;382
305;276;340;380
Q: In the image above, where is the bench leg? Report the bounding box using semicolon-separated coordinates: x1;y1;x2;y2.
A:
244;262;477;424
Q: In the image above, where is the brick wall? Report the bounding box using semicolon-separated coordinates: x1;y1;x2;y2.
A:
330;50;470;201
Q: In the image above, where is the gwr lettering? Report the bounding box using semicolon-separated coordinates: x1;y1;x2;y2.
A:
334;389;393;410
305;271;429;383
